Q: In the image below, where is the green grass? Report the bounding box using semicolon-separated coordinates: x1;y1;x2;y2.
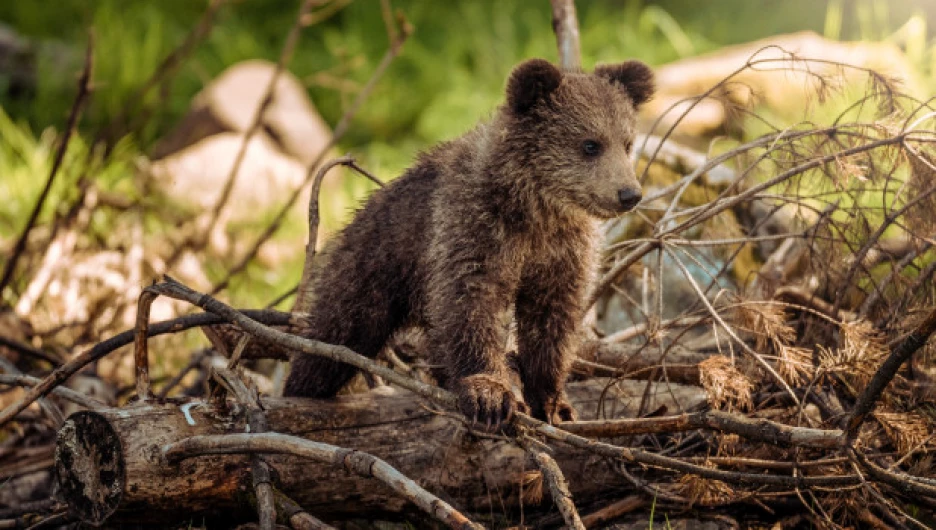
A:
0;106;140;239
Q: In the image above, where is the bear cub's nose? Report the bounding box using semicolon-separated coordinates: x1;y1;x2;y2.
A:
617;188;642;211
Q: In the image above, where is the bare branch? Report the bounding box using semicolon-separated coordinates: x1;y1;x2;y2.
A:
562;409;842;449
163;433;485;530
523;439;585;530
203;0;321;240
0;309;293;427
211;368;276;529
550;0;581;72
0;374;106;411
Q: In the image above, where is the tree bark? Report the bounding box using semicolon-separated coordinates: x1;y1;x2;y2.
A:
55;379;704;525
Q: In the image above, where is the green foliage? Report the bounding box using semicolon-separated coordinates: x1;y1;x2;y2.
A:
3;0;934;163
0;106;138;238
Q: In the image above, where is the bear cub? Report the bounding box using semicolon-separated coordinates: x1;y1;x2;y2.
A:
285;58;654;426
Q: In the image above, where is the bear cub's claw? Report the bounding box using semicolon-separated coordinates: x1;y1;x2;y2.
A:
456;374;523;430
528;393;577;425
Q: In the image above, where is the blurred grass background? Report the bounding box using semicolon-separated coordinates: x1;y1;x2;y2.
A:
1;0;934;308
3;0;934;168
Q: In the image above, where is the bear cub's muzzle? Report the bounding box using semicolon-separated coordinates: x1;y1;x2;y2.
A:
617;187;642;211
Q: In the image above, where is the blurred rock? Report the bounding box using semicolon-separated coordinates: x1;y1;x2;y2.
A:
150;132;308;213
148;60;338;250
151;59;332;165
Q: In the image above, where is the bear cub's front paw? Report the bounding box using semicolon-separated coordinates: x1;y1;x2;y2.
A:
528;392;577;424
455;374;527;430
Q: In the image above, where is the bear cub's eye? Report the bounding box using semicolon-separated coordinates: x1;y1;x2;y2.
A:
581;140;603;157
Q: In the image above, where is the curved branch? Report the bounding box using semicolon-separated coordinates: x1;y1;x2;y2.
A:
0;309;293;427
163;433;484;530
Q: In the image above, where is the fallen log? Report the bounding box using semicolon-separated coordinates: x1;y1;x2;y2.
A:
54;378;705;526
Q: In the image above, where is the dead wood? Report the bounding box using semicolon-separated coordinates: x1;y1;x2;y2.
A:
54;379;690;526
523;440;584;530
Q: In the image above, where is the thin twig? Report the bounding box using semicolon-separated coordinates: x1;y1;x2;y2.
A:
273;490;336;530
0;374;106;411
0;32;94;298
517;415;861;489
133;289;158;402
0;310;293;427
202;0;320;240
831;178;936;316
580;495;645;528
664;244;798;402
149;277;453;405
293;155;384;312
210;11;410;295
0;358;64;428
0;336;62;366
562;409;842;449
294;155;353;312
100;0;225;147
850;447;936;500
212;368;276;530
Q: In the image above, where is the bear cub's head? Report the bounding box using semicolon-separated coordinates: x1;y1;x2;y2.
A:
504;58;654;219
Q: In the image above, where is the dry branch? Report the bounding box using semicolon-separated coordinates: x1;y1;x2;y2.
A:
210;6;411;295
521;416;860;489
141;277;454;406
274;490;336;530
99;0;225;147
165;433;485;530
295;155;383;312
203;0;319;240
0;336;61;366
846;305;936;440
211;368;276;530
562;409;842;449
0;374;106;411
523;440;584;530
0;310;294;427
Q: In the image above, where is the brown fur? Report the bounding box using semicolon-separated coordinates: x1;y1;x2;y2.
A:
285;58;654;425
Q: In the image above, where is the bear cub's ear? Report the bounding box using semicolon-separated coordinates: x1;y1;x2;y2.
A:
507;59;563;114
595;60;655;107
